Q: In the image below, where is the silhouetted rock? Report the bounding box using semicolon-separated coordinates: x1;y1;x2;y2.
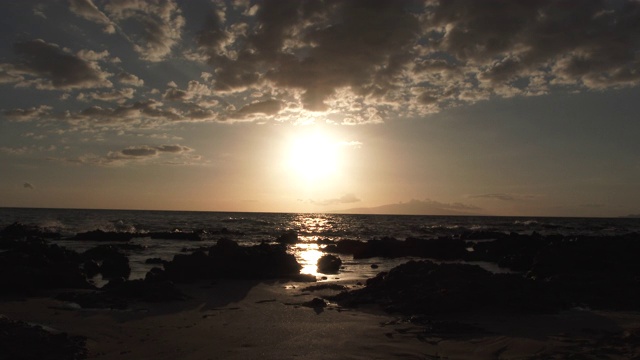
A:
331;260;561;315
324;236;468;260
82;245;130;280
405;237;468;260
58;268;185;309
145;257;167;265
71;230;134;242
276;230;298;244
0;222;61;242
164;239;303;282
148;231;201;241
317;254;342;274
0;315;87;360
302;297;327;309
0;239;91;295
104;277;186;302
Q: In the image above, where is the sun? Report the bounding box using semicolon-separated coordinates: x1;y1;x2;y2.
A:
285;130;342;182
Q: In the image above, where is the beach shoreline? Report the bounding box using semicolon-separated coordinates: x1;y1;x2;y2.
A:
3;279;640;360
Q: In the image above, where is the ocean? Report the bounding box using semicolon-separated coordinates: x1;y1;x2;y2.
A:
2;207;640;283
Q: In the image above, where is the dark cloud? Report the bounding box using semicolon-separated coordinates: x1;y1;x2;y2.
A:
120;146;157;157
66;144;197;165
4;0;640;127
188;0;640;121
6;39;112;90
235;100;283;117
65;100;181;127
23;182;35;189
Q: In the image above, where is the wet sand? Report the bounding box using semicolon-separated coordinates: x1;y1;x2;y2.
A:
3;279;640;360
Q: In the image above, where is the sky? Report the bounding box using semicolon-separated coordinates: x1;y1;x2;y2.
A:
1;0;640;217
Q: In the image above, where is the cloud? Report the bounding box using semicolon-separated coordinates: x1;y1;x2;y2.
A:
77;88;135;103
4;105;52;122
23;182;35;189
469;193;538;201
68;0;116;34
3;39;112;90
4;1;640;129
61;100;181;129
66;144;198;165
162;80;214;103
104;0;185;62
116;72;144;87
234;100;283;118
311;193;361;206
183;0;640;123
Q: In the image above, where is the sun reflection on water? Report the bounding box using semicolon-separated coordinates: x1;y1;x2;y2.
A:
293;242;323;276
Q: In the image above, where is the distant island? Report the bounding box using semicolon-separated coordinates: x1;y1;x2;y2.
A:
336;199;482;216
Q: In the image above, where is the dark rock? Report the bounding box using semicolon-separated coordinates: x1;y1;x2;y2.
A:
0;239;91;295
325;237;468;260
145;267;169;282
0;222;61;242
164;239;303;282
371;264;379;269
276;230;298;244
105;277;186;302
71;230;134;242
0;315;87;360
302;297;327;309
148;231;201;241
331;260;562;315
82;245;130;280
145;257;166;265
317;254;342;274
82;260;100;278
58;269;186;309
301;284;347;292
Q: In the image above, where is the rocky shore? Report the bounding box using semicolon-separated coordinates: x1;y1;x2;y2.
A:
2;222;640;359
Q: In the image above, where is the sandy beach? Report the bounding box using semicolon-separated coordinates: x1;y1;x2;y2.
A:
4;278;640;360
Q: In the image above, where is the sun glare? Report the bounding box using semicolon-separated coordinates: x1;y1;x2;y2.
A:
286;131;342;181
